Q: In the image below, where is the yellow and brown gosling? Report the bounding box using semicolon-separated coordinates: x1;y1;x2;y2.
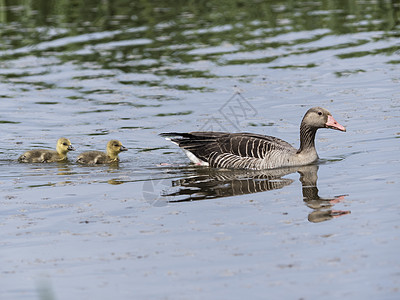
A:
76;140;127;164
18;138;75;163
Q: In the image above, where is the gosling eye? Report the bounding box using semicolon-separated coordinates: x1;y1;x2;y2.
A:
317;111;322;116
63;142;68;146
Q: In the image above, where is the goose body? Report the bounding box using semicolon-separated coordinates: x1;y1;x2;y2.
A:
161;107;346;170
18;138;75;163
77;140;127;164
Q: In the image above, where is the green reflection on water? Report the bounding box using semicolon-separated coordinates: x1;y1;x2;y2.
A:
0;120;20;124
0;0;398;81
1;1;398;48
155;110;193;117
1;1;398;31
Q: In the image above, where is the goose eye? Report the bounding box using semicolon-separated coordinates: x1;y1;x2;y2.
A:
63;143;68;146
318;111;322;116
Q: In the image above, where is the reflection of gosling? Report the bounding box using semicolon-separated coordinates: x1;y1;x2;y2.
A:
18;138;75;163
77;140;127;164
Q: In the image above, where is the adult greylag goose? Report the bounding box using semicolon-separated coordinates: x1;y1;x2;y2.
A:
18;138;75;163
76;140;127;164
161;107;346;170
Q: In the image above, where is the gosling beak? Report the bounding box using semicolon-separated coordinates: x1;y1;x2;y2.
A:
68;145;76;151
325;115;346;132
120;145;128;152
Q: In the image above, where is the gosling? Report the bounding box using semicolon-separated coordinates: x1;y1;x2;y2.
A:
76;140;127;164
18;138;75;163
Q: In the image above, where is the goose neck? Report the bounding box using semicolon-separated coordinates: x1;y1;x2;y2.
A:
298;123;317;153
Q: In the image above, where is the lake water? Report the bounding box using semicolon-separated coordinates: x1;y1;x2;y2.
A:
1;1;400;299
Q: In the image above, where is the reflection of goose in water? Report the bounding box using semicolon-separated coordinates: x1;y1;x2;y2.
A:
165;167;294;201
163;164;350;223
298;166;350;223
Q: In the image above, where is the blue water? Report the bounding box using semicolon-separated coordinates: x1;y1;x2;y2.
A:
0;1;399;299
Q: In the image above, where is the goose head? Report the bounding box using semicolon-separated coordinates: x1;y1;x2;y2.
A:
56;138;75;155
302;107;346;132
106;140;128;159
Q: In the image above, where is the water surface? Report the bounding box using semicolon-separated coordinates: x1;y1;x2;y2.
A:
1;1;400;299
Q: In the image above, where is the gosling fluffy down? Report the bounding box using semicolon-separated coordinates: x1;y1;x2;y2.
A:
18;138;75;163
77;140;127;164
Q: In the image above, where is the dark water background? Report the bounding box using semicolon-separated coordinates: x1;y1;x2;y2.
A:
1;1;400;299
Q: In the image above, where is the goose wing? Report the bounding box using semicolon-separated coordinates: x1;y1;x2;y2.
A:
161;132;296;169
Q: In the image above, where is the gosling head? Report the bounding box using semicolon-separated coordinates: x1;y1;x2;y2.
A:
56;138;75;155
106;140;128;159
302;107;346;132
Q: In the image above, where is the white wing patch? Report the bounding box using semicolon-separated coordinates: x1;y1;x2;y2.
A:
183;149;209;166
